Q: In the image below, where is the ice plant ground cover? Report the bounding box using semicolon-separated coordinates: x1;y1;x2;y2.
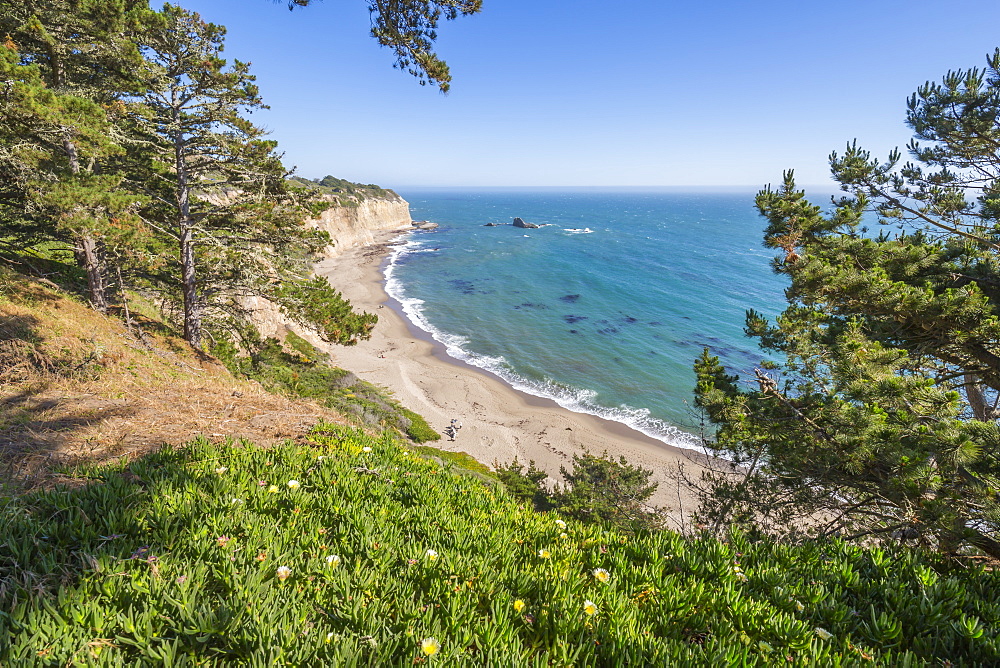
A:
2;425;999;665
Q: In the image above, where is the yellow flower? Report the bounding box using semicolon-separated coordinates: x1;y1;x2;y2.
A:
267;484;279;493
420;637;440;655
584;600;598;616
287;480;300;490
538;549;551;558
592;568;610;583
758;641;773;653
276;566;292;581
513;599;526;613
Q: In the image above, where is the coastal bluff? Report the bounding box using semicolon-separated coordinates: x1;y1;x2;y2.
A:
243;189;411;339
308;192;412;257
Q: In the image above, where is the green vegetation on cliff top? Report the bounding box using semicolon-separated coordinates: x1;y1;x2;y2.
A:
289;176;399;208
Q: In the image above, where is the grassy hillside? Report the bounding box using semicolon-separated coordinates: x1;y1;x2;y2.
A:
0;266;343;491
2;426;998;666
0;266;437;493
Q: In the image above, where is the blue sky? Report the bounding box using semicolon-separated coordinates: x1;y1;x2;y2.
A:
182;0;1000;189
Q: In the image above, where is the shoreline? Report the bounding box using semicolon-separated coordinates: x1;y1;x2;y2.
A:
313;229;705;522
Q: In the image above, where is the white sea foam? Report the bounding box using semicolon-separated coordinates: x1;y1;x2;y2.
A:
564;227;594;234
384;237;701;451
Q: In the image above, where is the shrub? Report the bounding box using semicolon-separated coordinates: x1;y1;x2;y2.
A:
495;457;551;510
497;452;661;531
400;408;440;443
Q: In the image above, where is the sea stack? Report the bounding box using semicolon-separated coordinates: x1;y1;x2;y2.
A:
513;217;539;229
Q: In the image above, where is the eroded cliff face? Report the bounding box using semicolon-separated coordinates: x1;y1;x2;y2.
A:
308;195;412;257
245;194;411;340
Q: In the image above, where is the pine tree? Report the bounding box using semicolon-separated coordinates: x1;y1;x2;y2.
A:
131;4;374;349
287;0;483;92
0;0;150;310
694;51;1000;558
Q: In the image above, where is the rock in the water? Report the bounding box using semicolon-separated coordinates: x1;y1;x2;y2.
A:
413;221;439;230
483;222;498;226
512;217;539;229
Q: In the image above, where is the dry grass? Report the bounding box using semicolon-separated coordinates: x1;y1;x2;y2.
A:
0;268;345;491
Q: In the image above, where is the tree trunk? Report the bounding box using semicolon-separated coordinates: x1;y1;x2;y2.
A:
180;225;200;348
173;111;201;348
968;528;1000;560
62;130;110;312
75;235;108;313
964;373;995;421
52;42;110;313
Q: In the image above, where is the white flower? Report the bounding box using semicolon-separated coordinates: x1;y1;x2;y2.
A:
326;632;335;644
559;532;568;539
230;497;242;505
794;600;805;612
326;554;341;567
815;627;834;641
538;549;551;558
555;519;567;529
420;637;440;655
402;450;410;456
362;446;372;452
287;480;300;490
426;549;438;560
215;466;228;474
592;568;610;583
583;600;598;616
276;566;292;581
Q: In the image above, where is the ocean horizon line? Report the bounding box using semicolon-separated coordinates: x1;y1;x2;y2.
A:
392;184;840;193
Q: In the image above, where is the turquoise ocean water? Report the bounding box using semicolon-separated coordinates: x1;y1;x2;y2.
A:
385;188;792;448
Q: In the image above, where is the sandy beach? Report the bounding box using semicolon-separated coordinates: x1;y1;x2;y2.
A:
313;229;706;525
